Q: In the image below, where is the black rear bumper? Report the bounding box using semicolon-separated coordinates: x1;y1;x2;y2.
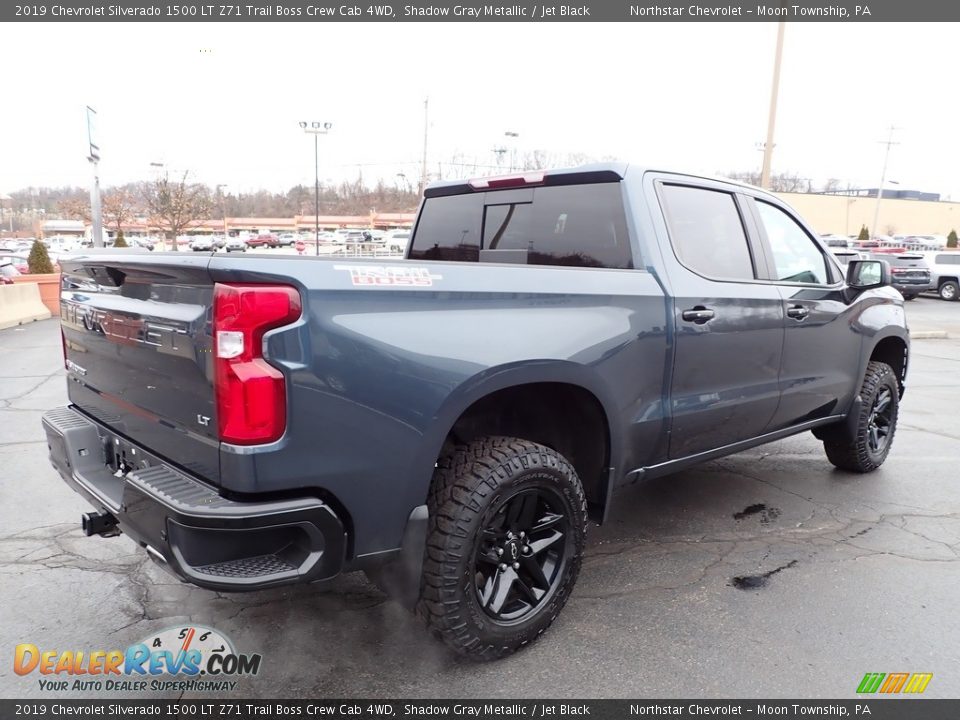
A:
41;406;346;592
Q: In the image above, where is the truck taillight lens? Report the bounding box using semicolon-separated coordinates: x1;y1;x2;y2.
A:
213;283;302;445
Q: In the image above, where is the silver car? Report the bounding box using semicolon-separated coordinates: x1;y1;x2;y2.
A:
921;251;960;301
224;237;247;252
190;237;214;252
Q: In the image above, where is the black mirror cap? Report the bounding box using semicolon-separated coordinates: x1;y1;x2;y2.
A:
846;258;892;290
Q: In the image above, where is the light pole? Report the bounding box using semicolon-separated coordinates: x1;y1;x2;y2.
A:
149;162;167;250
299;121;332;256
86;106;104;247
419;98;429;197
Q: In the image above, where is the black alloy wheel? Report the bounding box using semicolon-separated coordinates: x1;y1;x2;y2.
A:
866;386;894;454
473;487;570;624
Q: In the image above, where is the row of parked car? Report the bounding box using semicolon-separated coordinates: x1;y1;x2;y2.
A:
832;248;960;301
821;233;952;251
188;228;413;253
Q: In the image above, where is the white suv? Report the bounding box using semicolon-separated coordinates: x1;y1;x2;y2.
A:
384;229;412;253
922;251;960;301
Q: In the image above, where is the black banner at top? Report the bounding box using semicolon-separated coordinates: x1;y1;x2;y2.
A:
5;0;960;22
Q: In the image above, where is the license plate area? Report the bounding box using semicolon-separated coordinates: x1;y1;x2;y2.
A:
103;434;151;477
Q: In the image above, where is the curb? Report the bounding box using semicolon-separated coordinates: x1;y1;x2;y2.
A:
912;330;949;340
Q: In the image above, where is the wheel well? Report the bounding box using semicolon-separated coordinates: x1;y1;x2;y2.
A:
938;276;958;286
870;336;908;396
443;383;610;521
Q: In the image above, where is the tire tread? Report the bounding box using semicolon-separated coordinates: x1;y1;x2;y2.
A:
417;436;587;661
823;361;899;473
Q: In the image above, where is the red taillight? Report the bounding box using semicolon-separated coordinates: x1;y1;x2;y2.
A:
468;172;546;190
213;283;301;445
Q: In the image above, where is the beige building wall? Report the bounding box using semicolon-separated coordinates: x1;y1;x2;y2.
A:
773;192;960;238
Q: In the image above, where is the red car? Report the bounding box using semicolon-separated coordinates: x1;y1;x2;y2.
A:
0;254;29;274
245;234;280;248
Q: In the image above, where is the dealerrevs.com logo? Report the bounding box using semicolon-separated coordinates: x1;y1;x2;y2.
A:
14;625;261;693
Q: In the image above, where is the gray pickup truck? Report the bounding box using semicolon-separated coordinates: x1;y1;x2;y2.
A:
42;164;909;659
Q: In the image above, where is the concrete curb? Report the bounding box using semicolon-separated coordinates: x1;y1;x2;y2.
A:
912;330;949;340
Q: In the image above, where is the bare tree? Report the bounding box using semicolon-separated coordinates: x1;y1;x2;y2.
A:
719;170;813;193
58;198;92;223
141;171;212;251
519;150;597;171
822;178;842;193
102;188;139;235
723;170;762;186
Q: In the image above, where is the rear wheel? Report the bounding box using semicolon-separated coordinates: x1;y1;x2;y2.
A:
939;280;958;301
823;361;899;473
418;436;587;660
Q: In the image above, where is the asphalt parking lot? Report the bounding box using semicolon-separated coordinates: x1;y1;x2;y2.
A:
1;297;958;699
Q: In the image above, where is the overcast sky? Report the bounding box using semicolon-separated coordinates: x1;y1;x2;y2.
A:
2;22;958;198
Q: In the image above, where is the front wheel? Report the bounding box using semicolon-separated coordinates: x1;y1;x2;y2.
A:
939;280;958;301
823;361;899;473
418;436;587;660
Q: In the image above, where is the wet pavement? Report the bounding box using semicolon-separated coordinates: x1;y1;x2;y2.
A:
2;297;958;698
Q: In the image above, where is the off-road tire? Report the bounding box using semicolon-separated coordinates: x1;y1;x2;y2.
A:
418;436;587;660
823;361;899;473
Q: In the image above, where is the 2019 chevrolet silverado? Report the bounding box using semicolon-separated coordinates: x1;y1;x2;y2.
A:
42;164;909;659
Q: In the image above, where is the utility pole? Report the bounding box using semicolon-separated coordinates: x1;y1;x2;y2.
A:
870;126;900;240
504;131;519;172
419;97;429;196
760;21;785;190
216;184;229;242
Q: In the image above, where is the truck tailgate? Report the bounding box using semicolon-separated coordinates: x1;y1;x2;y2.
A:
59;252;220;483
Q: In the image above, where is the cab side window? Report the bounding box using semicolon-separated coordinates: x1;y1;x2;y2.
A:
755;201;832;285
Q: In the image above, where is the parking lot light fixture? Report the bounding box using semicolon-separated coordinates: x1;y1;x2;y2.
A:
300;121;333;256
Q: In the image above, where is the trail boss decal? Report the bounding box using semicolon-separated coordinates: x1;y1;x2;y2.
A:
334;265;442;287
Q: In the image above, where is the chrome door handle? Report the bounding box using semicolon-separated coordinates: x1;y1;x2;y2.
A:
787;305;810;320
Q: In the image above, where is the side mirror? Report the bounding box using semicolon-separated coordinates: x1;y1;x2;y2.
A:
846;259;891;290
